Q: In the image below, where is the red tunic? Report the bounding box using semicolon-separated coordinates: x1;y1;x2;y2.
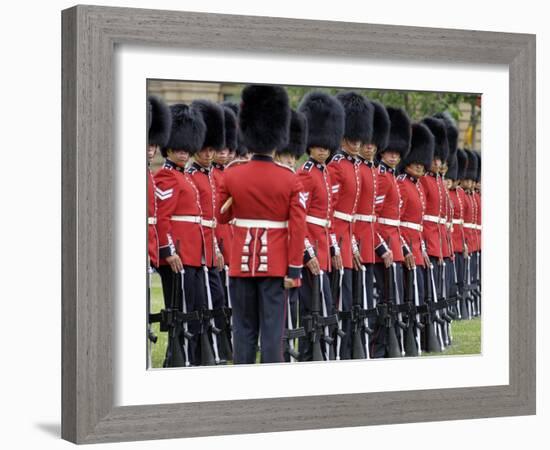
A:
154;160;204;267
327;151;361;268
462;190;477;253
449;187;467;254
212;163;233;264
218;154;306;278
473;191;482;251
296;158;336;272
187;162;219;268
397;174;426;267
443;183;454;258
354;158;386;264
420;172;447;259
147;168;159;268
374;162;404;262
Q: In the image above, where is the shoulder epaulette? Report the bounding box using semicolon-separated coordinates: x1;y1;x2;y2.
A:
378;165;386;174
397;174;407;181
186;166;198;175
331;154;345;163
302;160;314;172
274;161;296;173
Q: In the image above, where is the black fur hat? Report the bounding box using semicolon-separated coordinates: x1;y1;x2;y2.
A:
446;150;458;180
222;101;239;117
422;117;449;163
239;84;290;154
298;91;345;153
434;111;458;157
192;100;225;151
162;103;206;157
147;95;172;147
278;109;308;158
335;91;374;144
463;149;478;181
384;107;411;158
474;151;481;182
222;106;238;152
456;148;468;180
222;101;248;156
402;122;434;171
370;100;391;151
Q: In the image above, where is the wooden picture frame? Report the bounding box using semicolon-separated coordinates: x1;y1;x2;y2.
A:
61;5;536;444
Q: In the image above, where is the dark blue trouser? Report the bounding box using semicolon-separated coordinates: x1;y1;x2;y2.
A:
329;268;353;359
372;262;404;358
158;264;206;365
298;270;335;361
230;277;286;364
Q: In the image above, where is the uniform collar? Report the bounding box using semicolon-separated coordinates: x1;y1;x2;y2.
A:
427;171;439;178
251;154;273;162
212;162;224;171
379;160;396;174
192;161;211;174
308;157;326;171
164;158;186;173
337;149;358;163
406;174;418;183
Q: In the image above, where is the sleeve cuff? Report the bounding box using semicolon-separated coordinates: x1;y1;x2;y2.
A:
287;266;303;279
375;242;390;258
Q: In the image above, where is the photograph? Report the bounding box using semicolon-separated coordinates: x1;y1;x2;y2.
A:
146;80;482;368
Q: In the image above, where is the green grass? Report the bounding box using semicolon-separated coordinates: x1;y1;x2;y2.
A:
148;272;481;367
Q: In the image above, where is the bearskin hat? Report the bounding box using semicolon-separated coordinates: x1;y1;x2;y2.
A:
222;101;248;156
456;148;468;180
222;106;238;152
434;111;458;157
463;149;478;181
162;103;206;157
370;100;391;151
474;151;481;182
335;91;374;144
298;91;345;153
384;107;411;158
147;95;172;147
422;117;449;163
222;101;239;117
446;150;459;180
277;109;308;158
401;122;434;171
191;99;225;151
239;84;290;154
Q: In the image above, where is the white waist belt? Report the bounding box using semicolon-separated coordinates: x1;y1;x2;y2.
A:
171;215;201;224
333;210;355;222
306;215;331;228
400;221;423;232
378;217;400;227
148;217;157;225
232;218;288;229
452;219;464;225
424;214;446;224
463;223;477;229
476;224;482;231
354;214;377;223
201;219;216;228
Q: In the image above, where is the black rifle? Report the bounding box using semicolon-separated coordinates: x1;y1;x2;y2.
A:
351;267;366;359
219;264;233;362
424;262;445;353
201;266;222;365
400;267;422;357
385;264;403;358
284;287;306;362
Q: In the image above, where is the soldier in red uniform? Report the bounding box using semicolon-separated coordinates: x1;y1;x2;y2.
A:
188;100;228;363
397;122;434;354
461;149;479;318
420;117;450;347
154;103;207;366
146;96;171;365
296;92;344;361
327;92;372;360
448;148;469;319
472;151;482;314
372;107;411;358
218;85;306;364
355;100;393;358
147;96;171;270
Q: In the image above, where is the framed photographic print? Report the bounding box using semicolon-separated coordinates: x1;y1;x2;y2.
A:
61;5;535;444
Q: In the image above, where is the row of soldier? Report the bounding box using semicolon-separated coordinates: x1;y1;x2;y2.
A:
146;85;482;367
